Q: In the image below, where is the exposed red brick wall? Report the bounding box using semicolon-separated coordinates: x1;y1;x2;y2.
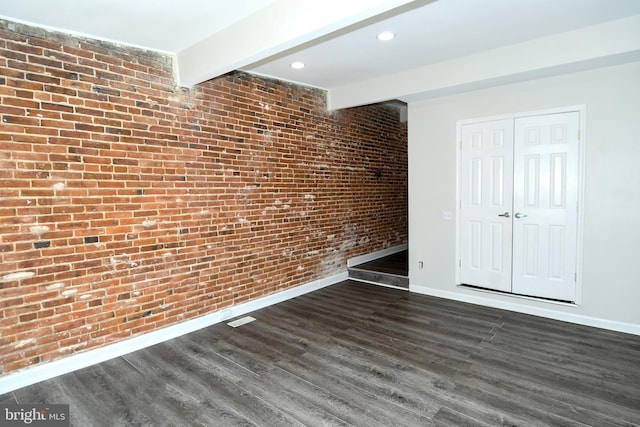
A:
0;21;407;375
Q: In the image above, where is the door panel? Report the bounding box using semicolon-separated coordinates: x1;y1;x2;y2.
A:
460;119;514;292
512;112;579;301
524;154;540;207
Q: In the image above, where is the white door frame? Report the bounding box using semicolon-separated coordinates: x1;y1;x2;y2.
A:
455;105;586;305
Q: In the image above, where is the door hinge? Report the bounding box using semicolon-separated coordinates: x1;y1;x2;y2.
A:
576;201;579;212
574;272;577;282
460;140;462;150
459;258;462;268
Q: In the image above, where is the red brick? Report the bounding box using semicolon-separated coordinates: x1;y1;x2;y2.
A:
0;23;407;376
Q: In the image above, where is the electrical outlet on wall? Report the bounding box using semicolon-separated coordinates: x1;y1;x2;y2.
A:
442;211;453;221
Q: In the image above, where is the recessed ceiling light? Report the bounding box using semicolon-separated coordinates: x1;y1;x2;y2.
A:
377;31;395;41
290;61;305;69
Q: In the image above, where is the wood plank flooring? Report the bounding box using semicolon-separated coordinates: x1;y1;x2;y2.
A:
351;250;408;276
2;280;640;426
348;250;409;288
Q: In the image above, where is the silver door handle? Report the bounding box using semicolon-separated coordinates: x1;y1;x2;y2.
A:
498;212;510;218
515;212;528;219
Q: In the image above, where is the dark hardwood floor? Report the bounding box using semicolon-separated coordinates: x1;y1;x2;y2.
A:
352;250;408;276
348;250;409;288
2;280;640;426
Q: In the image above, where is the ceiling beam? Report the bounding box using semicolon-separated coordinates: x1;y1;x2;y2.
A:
176;0;418;87
328;14;640;109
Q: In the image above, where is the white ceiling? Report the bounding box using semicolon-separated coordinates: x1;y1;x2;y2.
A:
0;0;277;53
1;0;639;108
246;0;640;88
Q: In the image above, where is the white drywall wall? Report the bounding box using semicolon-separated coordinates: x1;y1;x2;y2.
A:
408;60;640;327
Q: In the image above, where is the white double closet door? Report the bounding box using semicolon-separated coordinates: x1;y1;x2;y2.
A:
459;111;580;302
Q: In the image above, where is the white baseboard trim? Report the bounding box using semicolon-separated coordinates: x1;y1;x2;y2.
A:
347;243;407;267
410;284;640;336
0;272;348;395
